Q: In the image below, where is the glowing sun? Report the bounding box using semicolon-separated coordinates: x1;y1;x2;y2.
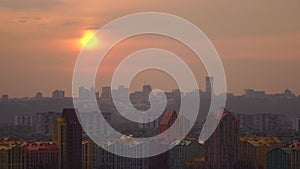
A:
80;30;100;49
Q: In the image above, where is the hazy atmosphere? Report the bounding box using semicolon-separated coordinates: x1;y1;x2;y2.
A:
0;0;300;97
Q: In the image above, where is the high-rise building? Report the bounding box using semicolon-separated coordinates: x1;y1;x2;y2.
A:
36;112;61;136
240;136;282;169
82;140;96;169
205;76;214;96
22;142;59;169
0;137;25;169
158;110;178;134
52;117;67;169
101;86;112;99
52;108;82;169
143;84;152;95
204;109;240;169
14;114;36;127
297;117;300;132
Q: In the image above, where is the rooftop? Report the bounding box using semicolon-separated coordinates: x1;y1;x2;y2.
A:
240;136;281;147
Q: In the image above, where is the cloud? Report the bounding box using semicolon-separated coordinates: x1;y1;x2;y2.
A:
17;16;43;24
0;0;62;10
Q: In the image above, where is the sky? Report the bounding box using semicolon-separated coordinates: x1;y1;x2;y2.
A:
0;0;300;97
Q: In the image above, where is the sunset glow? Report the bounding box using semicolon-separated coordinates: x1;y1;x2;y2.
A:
80;30;100;49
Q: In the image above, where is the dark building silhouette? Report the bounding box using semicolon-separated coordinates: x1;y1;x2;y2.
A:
52;108;82;169
142;84;152;95
52;90;65;99
205;109;240;169
205;76;214;97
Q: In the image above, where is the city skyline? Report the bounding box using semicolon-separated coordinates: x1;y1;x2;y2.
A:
0;1;300;97
0;85;298;98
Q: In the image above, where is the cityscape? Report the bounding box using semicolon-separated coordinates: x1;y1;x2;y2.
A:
0;76;300;169
1;0;300;169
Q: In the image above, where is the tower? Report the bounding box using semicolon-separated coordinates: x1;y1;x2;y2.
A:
205;76;214;96
52;108;82;169
204;109;240;169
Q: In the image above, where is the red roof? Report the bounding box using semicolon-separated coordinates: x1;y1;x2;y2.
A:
159;110;178;125
22;142;59;152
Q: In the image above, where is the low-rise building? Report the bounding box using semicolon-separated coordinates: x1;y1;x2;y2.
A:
240;136;282;169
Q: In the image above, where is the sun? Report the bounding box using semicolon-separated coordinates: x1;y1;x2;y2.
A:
79;30;100;49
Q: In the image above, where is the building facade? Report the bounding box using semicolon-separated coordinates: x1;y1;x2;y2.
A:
267;147;300;169
205;109;240;169
0;137;26;169
21;142;59;169
52;108;82;169
82;140;96;169
240;136;282;169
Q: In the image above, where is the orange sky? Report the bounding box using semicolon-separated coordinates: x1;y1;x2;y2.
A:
0;0;300;97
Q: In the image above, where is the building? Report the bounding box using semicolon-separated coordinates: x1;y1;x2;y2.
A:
1;94;9;101
101;86;112;99
240;136;282;169
52;117;67;169
157;110;190;139
0;137;26;169
267;147;300;169
205;76;214;97
238;113;293;133
14;114;36;127
296;117;300;131
36;112;61;136
142;84;152;95
168;138;203;169
52;90;65;98
80;111;112;138
52;108;82;169
96;135;149;169
82;140;96;169
243;89;266;98
79;86;98;99
158;110;178;134
205;109;240;169
21;142;59;169
35;92;43;99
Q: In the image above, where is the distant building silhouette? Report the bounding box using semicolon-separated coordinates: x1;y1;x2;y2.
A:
205;76;214;97
1;94;8;101
101;86;112;99
205;109;240;169
143;84;152;95
52;90;65;98
243;89;266;98
35;92;43;99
